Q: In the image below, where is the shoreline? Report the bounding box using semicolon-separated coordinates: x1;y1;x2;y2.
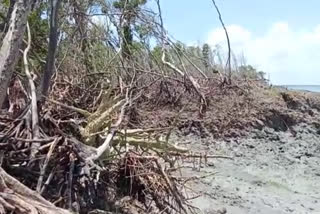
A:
275;85;320;93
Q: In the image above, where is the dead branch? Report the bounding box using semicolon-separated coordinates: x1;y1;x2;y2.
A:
156;0;207;114
210;0;232;84
161;53;207;114
155;160;188;214
0;135;55;143
86;93;129;161
81;98;125;142
0;167;71;214
114;136;188;153
170;40;208;79
87;90;131;162
168;152;234;160
36;137;59;192
23;22;40;157
45;97;92;117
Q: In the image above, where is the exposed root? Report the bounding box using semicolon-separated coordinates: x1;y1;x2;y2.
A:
0;102;194;213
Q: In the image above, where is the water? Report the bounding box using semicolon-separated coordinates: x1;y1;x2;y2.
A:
281;85;320;93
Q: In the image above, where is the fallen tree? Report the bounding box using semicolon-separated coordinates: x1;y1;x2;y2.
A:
0;80;197;213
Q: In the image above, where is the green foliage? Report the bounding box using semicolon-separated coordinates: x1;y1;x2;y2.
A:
175;41;185;57
3;0;10;6
91;41;113;71
123;25;133;43
113;0;147;9
151;45;174;63
113;0;148;58
131;41;144;52
135;24;151;40
151;45;162;61
0;0;10;28
186;45;201;58
202;43;210;69
27;3;49;67
122;24;133;57
239;65;266;80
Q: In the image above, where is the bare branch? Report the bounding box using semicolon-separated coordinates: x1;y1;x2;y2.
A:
45;97;92;117
36;137;59;192
210;0;232;84
24;22;40;156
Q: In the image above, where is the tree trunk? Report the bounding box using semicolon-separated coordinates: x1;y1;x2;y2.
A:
0;0;33;109
40;0;62;99
71;0;96;74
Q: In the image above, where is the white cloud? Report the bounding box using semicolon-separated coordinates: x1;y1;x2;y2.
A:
207;22;320;85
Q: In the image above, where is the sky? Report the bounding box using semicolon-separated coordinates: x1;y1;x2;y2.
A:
158;0;320;85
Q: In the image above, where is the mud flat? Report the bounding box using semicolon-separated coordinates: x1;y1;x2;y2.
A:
176;123;320;214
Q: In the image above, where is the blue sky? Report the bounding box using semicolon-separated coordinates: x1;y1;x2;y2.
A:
157;0;320;85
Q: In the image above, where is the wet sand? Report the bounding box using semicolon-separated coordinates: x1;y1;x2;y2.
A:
175;123;320;214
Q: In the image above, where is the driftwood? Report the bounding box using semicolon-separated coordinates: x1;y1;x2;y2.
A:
0;167;71;214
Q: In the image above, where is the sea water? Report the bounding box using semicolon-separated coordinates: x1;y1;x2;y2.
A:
282;85;320;93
